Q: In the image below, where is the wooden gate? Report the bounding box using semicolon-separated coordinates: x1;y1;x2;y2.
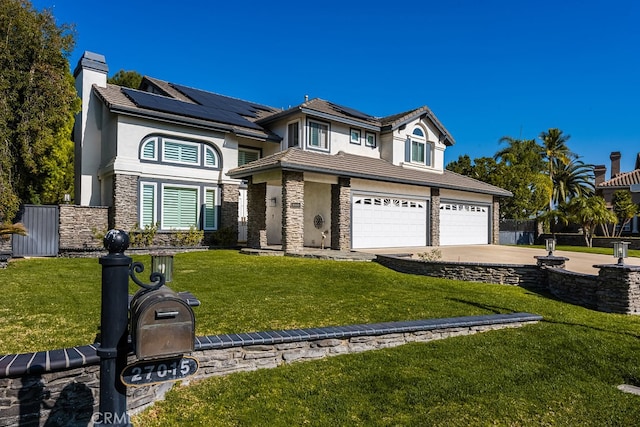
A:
12;205;60;257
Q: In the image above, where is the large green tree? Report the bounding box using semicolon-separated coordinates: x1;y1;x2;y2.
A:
0;0;80;223
611;190;638;237
108;69;143;89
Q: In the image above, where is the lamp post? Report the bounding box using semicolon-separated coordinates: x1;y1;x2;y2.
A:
613;241;629;266
545;238;556;256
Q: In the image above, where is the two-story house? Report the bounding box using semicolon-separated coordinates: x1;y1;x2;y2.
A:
74;51;511;251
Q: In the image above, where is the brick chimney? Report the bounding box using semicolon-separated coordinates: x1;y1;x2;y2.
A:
594;165;606;187
610;151;621;178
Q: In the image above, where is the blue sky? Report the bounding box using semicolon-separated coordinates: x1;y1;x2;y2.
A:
34;0;640;176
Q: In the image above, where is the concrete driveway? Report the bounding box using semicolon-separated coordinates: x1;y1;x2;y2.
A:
359;245;640;275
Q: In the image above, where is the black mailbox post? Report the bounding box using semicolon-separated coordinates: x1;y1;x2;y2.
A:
96;230;199;425
97;230;132;427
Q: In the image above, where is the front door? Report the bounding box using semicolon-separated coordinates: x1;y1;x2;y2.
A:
238;188;248;243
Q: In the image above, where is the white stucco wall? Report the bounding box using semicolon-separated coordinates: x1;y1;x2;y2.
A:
351;179;431;199
75;66;107;206
440;189;493;204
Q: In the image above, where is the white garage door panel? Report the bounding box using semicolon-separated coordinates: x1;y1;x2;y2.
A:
352;196;427;248
440;203;489;245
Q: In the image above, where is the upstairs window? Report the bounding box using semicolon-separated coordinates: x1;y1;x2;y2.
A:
163;140;200;165
204;146;219;168
287;121;300;147
308;120;329;151
408;126;432;167
141;138;157;160
238;147;260;166
140;136;221;169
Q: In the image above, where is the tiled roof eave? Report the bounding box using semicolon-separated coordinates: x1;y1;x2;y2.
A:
229;161;512;197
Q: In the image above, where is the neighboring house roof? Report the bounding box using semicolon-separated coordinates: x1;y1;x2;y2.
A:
228;148;512;197
93;82;282;142
597;169;640;189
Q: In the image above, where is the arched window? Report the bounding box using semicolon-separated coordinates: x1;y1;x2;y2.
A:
204;146;219;168
141;137;157;160
408;126;432;167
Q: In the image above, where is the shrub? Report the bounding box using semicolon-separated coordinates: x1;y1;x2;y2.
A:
417;248;442;261
172;225;204;247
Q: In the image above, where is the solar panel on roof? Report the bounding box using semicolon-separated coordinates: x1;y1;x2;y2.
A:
121;88;264;130
329;102;374;121
171;84;277;118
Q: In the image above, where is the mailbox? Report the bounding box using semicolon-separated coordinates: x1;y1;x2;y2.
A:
130;285;195;360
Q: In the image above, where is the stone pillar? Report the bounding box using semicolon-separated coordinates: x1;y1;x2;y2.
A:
111;174;138;231
430;188;440;247
247;178;267;249
596;264;640;314
492;196;501;245
331;177;351;251
534;255;569;269
282;171;304;252
220;183;239;245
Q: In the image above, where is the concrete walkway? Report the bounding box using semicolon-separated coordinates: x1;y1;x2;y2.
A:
359;245;640;275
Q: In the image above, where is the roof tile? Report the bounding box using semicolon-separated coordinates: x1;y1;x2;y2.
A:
228;148;511;197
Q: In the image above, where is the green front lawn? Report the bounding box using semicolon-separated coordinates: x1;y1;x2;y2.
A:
2;250;640;425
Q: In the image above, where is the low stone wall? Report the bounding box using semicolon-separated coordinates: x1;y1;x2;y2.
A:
0;313;541;427
375;255;547;291
376;254;640;315
547;268;599;310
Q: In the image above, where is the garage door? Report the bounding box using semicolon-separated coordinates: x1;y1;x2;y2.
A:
439;202;489;245
352;195;428;248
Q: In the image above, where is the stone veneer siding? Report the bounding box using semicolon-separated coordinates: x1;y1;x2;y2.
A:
492;197;500;245
0;313;541;426
331;177;351;251
220;183;239;241
111;174;138;231
430;188;440;246
246;179;267;249
282;171;304;252
59;205;109;250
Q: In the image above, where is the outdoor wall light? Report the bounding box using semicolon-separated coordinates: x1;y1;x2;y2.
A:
613;241;629;266
269;197;277;207
545;238;556;256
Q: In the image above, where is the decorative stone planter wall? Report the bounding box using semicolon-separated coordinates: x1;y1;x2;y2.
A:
0;313;541;426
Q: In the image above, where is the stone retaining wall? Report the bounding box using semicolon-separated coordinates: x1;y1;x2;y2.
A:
376;254;640;315
0;313;541;427
546;268;599;310
375;255;547;291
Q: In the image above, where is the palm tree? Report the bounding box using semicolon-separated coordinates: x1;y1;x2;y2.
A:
539;128;575;209
551;158;595;206
565;195;616;247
